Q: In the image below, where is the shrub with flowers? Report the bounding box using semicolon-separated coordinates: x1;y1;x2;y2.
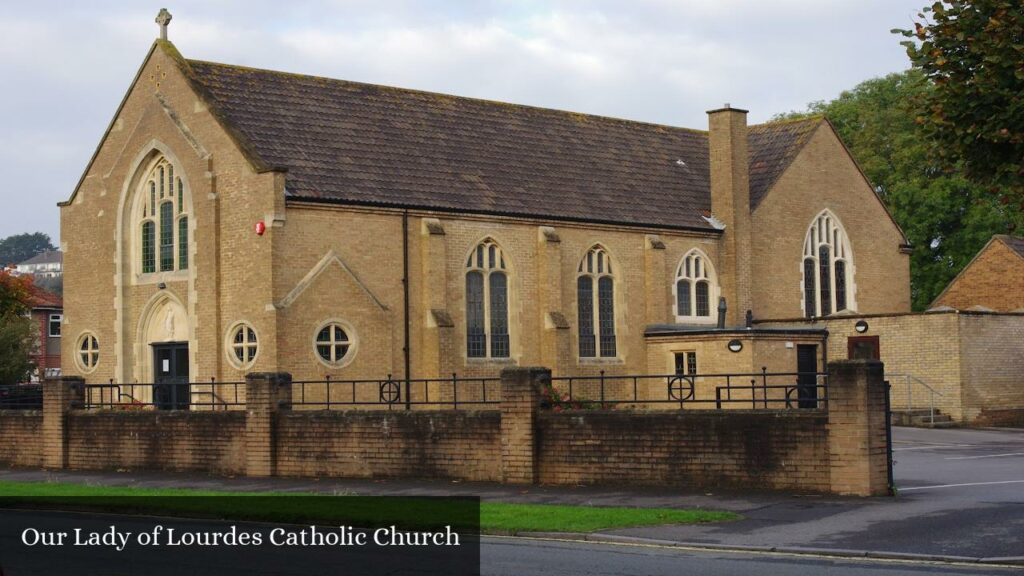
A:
539;383;612;411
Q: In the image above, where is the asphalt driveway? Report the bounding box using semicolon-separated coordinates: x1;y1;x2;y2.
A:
607;426;1024;559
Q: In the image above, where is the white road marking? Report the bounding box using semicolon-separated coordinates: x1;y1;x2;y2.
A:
892;444;975;451
900;480;1024;491
944;452;1024;460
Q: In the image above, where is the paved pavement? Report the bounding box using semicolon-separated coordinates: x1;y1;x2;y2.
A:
483;538;1023;575
1;426;1021;561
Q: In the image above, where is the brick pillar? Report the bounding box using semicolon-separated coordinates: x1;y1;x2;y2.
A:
500;367;548;484
42;376;84;469
245;372;292;477
827;360;889;496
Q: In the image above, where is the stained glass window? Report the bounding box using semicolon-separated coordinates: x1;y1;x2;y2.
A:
803;211;853;318
466;240;509;359
578;246;615;358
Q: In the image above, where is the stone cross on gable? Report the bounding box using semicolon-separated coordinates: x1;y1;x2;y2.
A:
156;8;172;41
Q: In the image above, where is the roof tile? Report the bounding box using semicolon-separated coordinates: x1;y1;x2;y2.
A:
185;60;819;229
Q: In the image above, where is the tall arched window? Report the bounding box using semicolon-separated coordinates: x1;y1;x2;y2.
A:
465;239;510;358
135;156;190;276
578;246;616;358
674;249;718;322
802;211;854;317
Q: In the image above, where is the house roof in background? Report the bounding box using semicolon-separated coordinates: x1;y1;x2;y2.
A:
999;235;1024;259
928;234;1024;308
27;284;62;309
18;250;63;266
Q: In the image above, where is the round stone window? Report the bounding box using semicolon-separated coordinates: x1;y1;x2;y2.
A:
314;321;356;368
226;322;258;369
76;332;99;373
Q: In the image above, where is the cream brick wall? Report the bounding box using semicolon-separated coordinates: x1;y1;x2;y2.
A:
60;42;279;387
274;205;723;381
646;334;825;406
957;313;1024;421
762;311;1024;423
752;124;911;320
781;314;964;420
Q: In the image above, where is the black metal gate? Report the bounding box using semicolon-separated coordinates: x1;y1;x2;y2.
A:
884;379;895;495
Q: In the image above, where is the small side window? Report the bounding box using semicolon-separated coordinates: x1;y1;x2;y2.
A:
48;314;62;338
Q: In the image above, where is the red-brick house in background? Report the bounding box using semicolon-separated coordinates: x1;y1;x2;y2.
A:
26;285;63;380
930;235;1024;312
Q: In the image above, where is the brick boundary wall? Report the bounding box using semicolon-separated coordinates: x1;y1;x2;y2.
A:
274;410;501;480
0;410;44;468
66;411;246;475
971;408;1024;428
536;410;830;491
0;361;889;496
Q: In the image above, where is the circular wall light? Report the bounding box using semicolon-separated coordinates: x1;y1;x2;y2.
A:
855;320;869;333
727;339;743;353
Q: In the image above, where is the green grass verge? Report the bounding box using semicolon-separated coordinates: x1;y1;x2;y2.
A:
0;480;737;533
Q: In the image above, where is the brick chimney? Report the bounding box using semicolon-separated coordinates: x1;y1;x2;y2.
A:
707;105;752;326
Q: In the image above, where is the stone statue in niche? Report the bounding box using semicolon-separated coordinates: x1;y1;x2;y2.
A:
164;308;175;340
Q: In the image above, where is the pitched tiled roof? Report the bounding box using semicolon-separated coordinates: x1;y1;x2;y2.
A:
27;285;62;309
748;118;823;208
183;58;820;230
999;235;1024;259
18;250;62;266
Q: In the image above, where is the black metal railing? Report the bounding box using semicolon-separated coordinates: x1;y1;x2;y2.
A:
82;379;245;411
0;384;43;410
547;368;828;410
291;374;500;410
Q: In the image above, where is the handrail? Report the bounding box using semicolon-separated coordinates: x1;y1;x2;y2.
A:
886;373;943;427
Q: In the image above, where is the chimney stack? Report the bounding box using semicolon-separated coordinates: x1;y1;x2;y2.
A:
707;105;752;326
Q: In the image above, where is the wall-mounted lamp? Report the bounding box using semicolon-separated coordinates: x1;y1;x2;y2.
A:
157;282;167;290
727;339;743;353
854;320;869;333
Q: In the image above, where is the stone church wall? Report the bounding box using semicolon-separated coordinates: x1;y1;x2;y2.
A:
751;124;911;320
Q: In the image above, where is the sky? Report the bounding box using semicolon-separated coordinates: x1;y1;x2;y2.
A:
0;0;927;243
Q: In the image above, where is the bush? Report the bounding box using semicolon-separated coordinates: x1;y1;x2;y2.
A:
0;315;35;386
539;383;613;411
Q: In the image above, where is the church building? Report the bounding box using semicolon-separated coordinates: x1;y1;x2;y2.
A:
59;15;912;399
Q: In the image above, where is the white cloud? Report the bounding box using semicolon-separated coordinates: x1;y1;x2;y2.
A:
0;0;923;241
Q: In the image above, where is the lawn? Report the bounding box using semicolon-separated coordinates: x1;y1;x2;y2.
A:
0;480;737;534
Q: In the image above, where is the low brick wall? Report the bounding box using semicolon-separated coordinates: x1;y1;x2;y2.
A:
275;410;501;481
65;411;245;475
537;410;829;491
972;408;1024;428
0;411;44;468
0;363;889;496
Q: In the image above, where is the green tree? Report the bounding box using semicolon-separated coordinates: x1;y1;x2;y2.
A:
33;275;63;297
776;71;1013;309
894;1;1024;221
0;232;55;267
0;270;36;385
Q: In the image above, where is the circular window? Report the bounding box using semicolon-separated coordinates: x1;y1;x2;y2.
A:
226;323;258;368
76;333;99;372
314;321;356;367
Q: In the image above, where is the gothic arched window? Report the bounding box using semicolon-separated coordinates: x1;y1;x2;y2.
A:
135;156;190;276
578;246;617;358
803;210;854;317
674;249;718;322
465;239;510;358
